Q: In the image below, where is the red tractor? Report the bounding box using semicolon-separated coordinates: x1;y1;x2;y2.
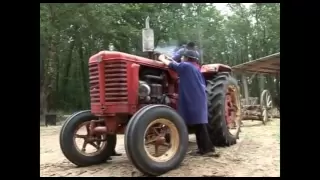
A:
59;18;241;176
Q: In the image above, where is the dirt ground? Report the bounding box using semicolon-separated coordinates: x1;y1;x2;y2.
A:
40;119;280;177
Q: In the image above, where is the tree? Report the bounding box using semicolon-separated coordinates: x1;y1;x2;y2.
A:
39;3;280;113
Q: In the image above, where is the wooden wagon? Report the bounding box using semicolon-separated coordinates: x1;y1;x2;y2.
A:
232;53;280;125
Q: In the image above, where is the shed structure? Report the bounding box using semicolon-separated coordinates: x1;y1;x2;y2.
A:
232;52;280;105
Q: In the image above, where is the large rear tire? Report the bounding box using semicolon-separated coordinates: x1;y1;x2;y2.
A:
59;110;115;167
206;72;242;147
125;105;188;176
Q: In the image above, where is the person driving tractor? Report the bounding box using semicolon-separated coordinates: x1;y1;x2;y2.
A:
158;50;216;157
173;41;187;54
172;42;200;63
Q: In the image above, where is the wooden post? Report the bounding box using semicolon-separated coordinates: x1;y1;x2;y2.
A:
259;74;265;95
242;74;249;105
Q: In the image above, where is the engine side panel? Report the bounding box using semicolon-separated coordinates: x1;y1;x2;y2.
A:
138;66;178;109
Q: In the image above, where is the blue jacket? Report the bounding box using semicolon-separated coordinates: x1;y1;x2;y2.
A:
168;61;208;125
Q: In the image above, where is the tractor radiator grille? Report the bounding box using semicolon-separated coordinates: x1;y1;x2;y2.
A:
89;63;100;103
104;61;128;103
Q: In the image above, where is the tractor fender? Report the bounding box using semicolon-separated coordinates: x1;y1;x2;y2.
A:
201;63;232;73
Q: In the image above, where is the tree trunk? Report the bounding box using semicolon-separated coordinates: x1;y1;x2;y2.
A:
62;35;76;101
78;38;89;108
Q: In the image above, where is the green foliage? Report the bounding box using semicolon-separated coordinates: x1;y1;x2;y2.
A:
40;3;280;112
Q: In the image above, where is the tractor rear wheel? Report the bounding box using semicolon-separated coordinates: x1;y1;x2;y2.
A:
206;72;242;147
125;105;188;176
59;110;115;167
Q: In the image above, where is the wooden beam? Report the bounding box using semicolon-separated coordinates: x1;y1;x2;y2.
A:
234;60;280;70
259;74;265;95
242;74;249;105
245;67;280;72
245;64;280;69
244;69;278;74
234;69;278;75
232;53;280;72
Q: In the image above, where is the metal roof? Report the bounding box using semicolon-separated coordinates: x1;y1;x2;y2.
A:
232;52;280;75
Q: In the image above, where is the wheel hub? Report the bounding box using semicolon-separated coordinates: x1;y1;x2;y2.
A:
73;122;107;156
155;136;166;146
144;119;179;162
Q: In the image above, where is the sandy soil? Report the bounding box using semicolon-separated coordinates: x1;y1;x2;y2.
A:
40;119;280;177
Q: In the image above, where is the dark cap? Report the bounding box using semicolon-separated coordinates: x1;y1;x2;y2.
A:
182;50;199;60
178;41;187;47
186;42;196;48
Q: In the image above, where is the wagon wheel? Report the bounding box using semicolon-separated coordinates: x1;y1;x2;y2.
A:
260;90;273;124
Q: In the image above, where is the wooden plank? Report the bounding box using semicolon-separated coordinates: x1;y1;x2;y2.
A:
242;74;249;105
244;69;278;74
232;52;280;75
233;53;280;68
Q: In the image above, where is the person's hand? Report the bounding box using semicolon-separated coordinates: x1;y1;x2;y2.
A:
158;54;172;66
158;54;167;62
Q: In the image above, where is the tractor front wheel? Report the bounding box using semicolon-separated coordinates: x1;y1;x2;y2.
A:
59;110;115;167
125;105;188;176
206;72;242;147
